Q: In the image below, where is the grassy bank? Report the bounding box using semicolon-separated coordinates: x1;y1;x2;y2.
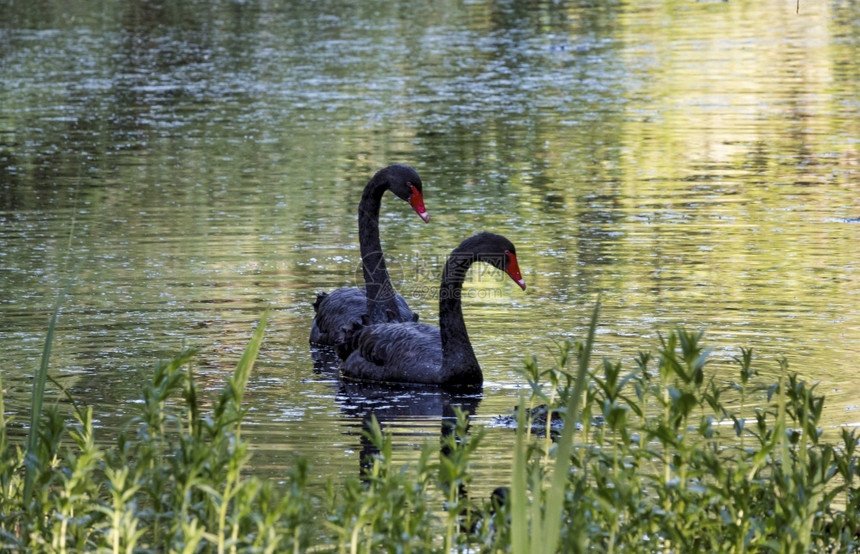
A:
1;306;858;552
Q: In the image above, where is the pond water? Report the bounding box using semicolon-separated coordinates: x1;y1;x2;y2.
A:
1;0;858;493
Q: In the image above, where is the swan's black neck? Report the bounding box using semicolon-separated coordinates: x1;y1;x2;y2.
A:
438;253;482;385
359;174;399;324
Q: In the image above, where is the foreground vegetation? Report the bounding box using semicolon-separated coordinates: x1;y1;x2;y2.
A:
1;305;858;552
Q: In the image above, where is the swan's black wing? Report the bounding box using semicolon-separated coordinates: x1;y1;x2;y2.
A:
310;288;418;347
340;322;445;386
310;288;365;346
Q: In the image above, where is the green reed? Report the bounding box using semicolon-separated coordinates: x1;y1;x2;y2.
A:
507;314;860;553
2;301;858;552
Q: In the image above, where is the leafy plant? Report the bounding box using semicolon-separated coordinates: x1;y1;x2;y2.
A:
2;300;858;553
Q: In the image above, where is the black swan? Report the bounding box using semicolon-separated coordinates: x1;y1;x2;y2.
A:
338;232;526;388
310;164;429;347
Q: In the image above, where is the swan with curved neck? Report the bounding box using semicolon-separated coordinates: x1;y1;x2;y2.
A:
310;165;429;347
338;232;525;388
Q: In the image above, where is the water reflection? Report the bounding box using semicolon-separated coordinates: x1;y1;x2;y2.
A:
1;0;858;490
336;379;482;476
312;345;481;475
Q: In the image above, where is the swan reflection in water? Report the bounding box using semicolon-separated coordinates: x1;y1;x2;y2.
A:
336;379;482;474
311;348;508;536
312;347;481;476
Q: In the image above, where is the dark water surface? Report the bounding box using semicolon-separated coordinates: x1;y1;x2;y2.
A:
2;0;858;492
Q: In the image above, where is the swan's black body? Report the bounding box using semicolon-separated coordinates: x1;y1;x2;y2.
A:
339;232;526;389
310;165;428;347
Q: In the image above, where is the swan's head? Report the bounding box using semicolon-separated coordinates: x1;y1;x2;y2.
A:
457;232;527;291
380;164;429;223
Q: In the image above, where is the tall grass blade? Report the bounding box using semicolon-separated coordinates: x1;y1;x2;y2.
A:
231;312;268;408
541;298;600;553
214;312;267;553
23;277;73;505
511;392;529;554
220;311;268;437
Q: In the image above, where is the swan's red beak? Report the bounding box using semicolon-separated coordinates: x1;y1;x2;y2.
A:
505;251;526;291
409;184;430;223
